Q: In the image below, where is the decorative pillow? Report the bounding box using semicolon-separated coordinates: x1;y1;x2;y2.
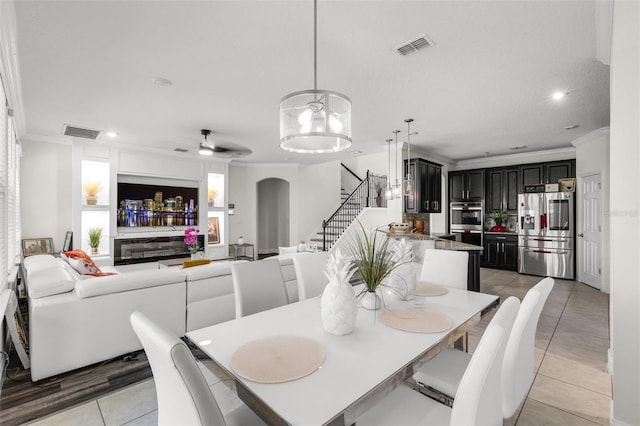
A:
279;246;298;255
61;249;116;277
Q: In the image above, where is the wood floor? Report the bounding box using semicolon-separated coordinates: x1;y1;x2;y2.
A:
0;351;153;426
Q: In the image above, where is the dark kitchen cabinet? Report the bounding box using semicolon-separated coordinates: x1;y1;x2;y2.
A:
519;160;575;192
482;234;518;271
449;169;484;201
486;167;519;213
404;158;442;213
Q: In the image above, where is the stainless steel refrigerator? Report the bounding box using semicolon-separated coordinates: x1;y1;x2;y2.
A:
517;192;575;280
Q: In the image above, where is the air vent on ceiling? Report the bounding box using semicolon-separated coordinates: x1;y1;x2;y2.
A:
62;124;103;140
174;147;189;153
396;33;435;56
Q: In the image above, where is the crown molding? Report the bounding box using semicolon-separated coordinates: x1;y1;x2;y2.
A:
454;147;576;168
571;127;610;147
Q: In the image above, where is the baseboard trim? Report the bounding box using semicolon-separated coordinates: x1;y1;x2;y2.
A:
610;401;634;426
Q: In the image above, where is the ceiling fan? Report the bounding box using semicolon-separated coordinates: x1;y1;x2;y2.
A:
197;129;251;158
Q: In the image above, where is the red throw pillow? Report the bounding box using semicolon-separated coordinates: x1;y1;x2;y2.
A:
61;249;116;276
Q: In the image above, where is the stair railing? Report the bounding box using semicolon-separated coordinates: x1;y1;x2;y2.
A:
321;171;387;251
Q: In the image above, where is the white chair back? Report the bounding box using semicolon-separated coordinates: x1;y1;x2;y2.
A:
130;311;226;426
231;258;289;318
450;296;520;426
419;248;469;289
293;252;329;300
502;277;555;417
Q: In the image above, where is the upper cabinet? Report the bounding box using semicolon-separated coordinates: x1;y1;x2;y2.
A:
486;167;519;213
519;160;575;192
404;158;442;213
449;169;484;201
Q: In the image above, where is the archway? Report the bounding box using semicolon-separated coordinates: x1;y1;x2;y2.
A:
257;178;290;256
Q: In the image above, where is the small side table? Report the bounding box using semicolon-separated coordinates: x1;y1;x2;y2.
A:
229;243;255;261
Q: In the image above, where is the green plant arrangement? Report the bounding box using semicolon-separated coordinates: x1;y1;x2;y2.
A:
347;220;409;309
88;227;102;253
489;210;508;225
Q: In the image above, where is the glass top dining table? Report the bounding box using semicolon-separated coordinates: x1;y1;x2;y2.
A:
186;287;499;426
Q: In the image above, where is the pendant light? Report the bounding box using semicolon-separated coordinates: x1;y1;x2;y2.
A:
279;0;352;153
403;119;415;196
392;130;402;198
384;139;393;200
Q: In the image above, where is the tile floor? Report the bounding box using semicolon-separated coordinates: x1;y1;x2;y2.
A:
24;269;611;426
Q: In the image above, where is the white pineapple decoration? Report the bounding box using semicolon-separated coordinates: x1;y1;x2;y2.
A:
383;238;416;300
320;249;358;335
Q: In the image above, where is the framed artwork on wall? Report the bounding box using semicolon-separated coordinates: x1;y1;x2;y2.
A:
208;217;220;244
62;231;73;252
22;237;54;257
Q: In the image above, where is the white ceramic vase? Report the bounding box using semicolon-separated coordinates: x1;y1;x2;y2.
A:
361;290;383;310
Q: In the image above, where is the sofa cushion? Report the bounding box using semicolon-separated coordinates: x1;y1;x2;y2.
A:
24;254;60;280
27;266;76;299
279;246;298;255
61;250;116;277
75;268;186;299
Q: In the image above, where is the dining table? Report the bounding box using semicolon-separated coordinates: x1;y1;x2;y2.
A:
186;286;499;426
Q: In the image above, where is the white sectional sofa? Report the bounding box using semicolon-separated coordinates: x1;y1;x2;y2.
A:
22;254;302;382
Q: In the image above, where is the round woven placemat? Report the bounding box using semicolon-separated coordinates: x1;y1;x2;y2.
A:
380;308;452;333
230;335;325;383
414;281;449;297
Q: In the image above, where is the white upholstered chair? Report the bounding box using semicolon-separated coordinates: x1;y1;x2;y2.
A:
357;296;520;426
293;251;329;300
414;277;555;419
129;311;264;426
419;248;469;290
231;258;289;318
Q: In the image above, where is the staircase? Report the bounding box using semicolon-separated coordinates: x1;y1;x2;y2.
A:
309;166;387;251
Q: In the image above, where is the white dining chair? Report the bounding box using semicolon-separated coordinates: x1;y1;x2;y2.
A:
293;251;329;300
231;258;289;318
419;248;469;289
414;277;555;419
357;296;520;426
129;311;264;426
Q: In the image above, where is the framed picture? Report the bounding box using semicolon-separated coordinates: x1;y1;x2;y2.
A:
207;217;220;244
62;231;73;252
22;237;54;257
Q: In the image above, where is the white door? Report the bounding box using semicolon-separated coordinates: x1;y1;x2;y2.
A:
577;173;601;288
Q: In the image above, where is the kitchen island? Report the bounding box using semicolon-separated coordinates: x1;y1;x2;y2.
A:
386;231;483;292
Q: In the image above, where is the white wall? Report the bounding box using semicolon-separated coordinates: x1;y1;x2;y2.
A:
573;128;610;293
229;163;300;249
610;1;640;424
20;139;72;251
298;161;342;243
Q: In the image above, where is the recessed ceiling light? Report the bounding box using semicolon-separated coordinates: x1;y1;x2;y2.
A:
105;131;118;138
152;77;172;87
552;91;568;100
564;124;579;130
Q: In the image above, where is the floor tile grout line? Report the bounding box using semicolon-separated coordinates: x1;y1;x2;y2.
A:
534;369;613;398
523;398;603;425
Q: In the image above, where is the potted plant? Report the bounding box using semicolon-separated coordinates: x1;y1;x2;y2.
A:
88;227;102;255
184;227;200;259
489;210;509;232
83;181;102;205
347;220;408;310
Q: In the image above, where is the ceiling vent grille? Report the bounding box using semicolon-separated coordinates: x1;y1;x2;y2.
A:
396;34;434;56
62;124;103;140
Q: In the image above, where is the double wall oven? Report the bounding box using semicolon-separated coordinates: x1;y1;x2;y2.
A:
450;201;483;247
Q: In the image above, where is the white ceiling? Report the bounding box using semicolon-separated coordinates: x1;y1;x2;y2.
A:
13;0;610;165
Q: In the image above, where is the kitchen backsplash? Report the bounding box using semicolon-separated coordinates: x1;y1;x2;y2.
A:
402;212;431;234
486;213;518;232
